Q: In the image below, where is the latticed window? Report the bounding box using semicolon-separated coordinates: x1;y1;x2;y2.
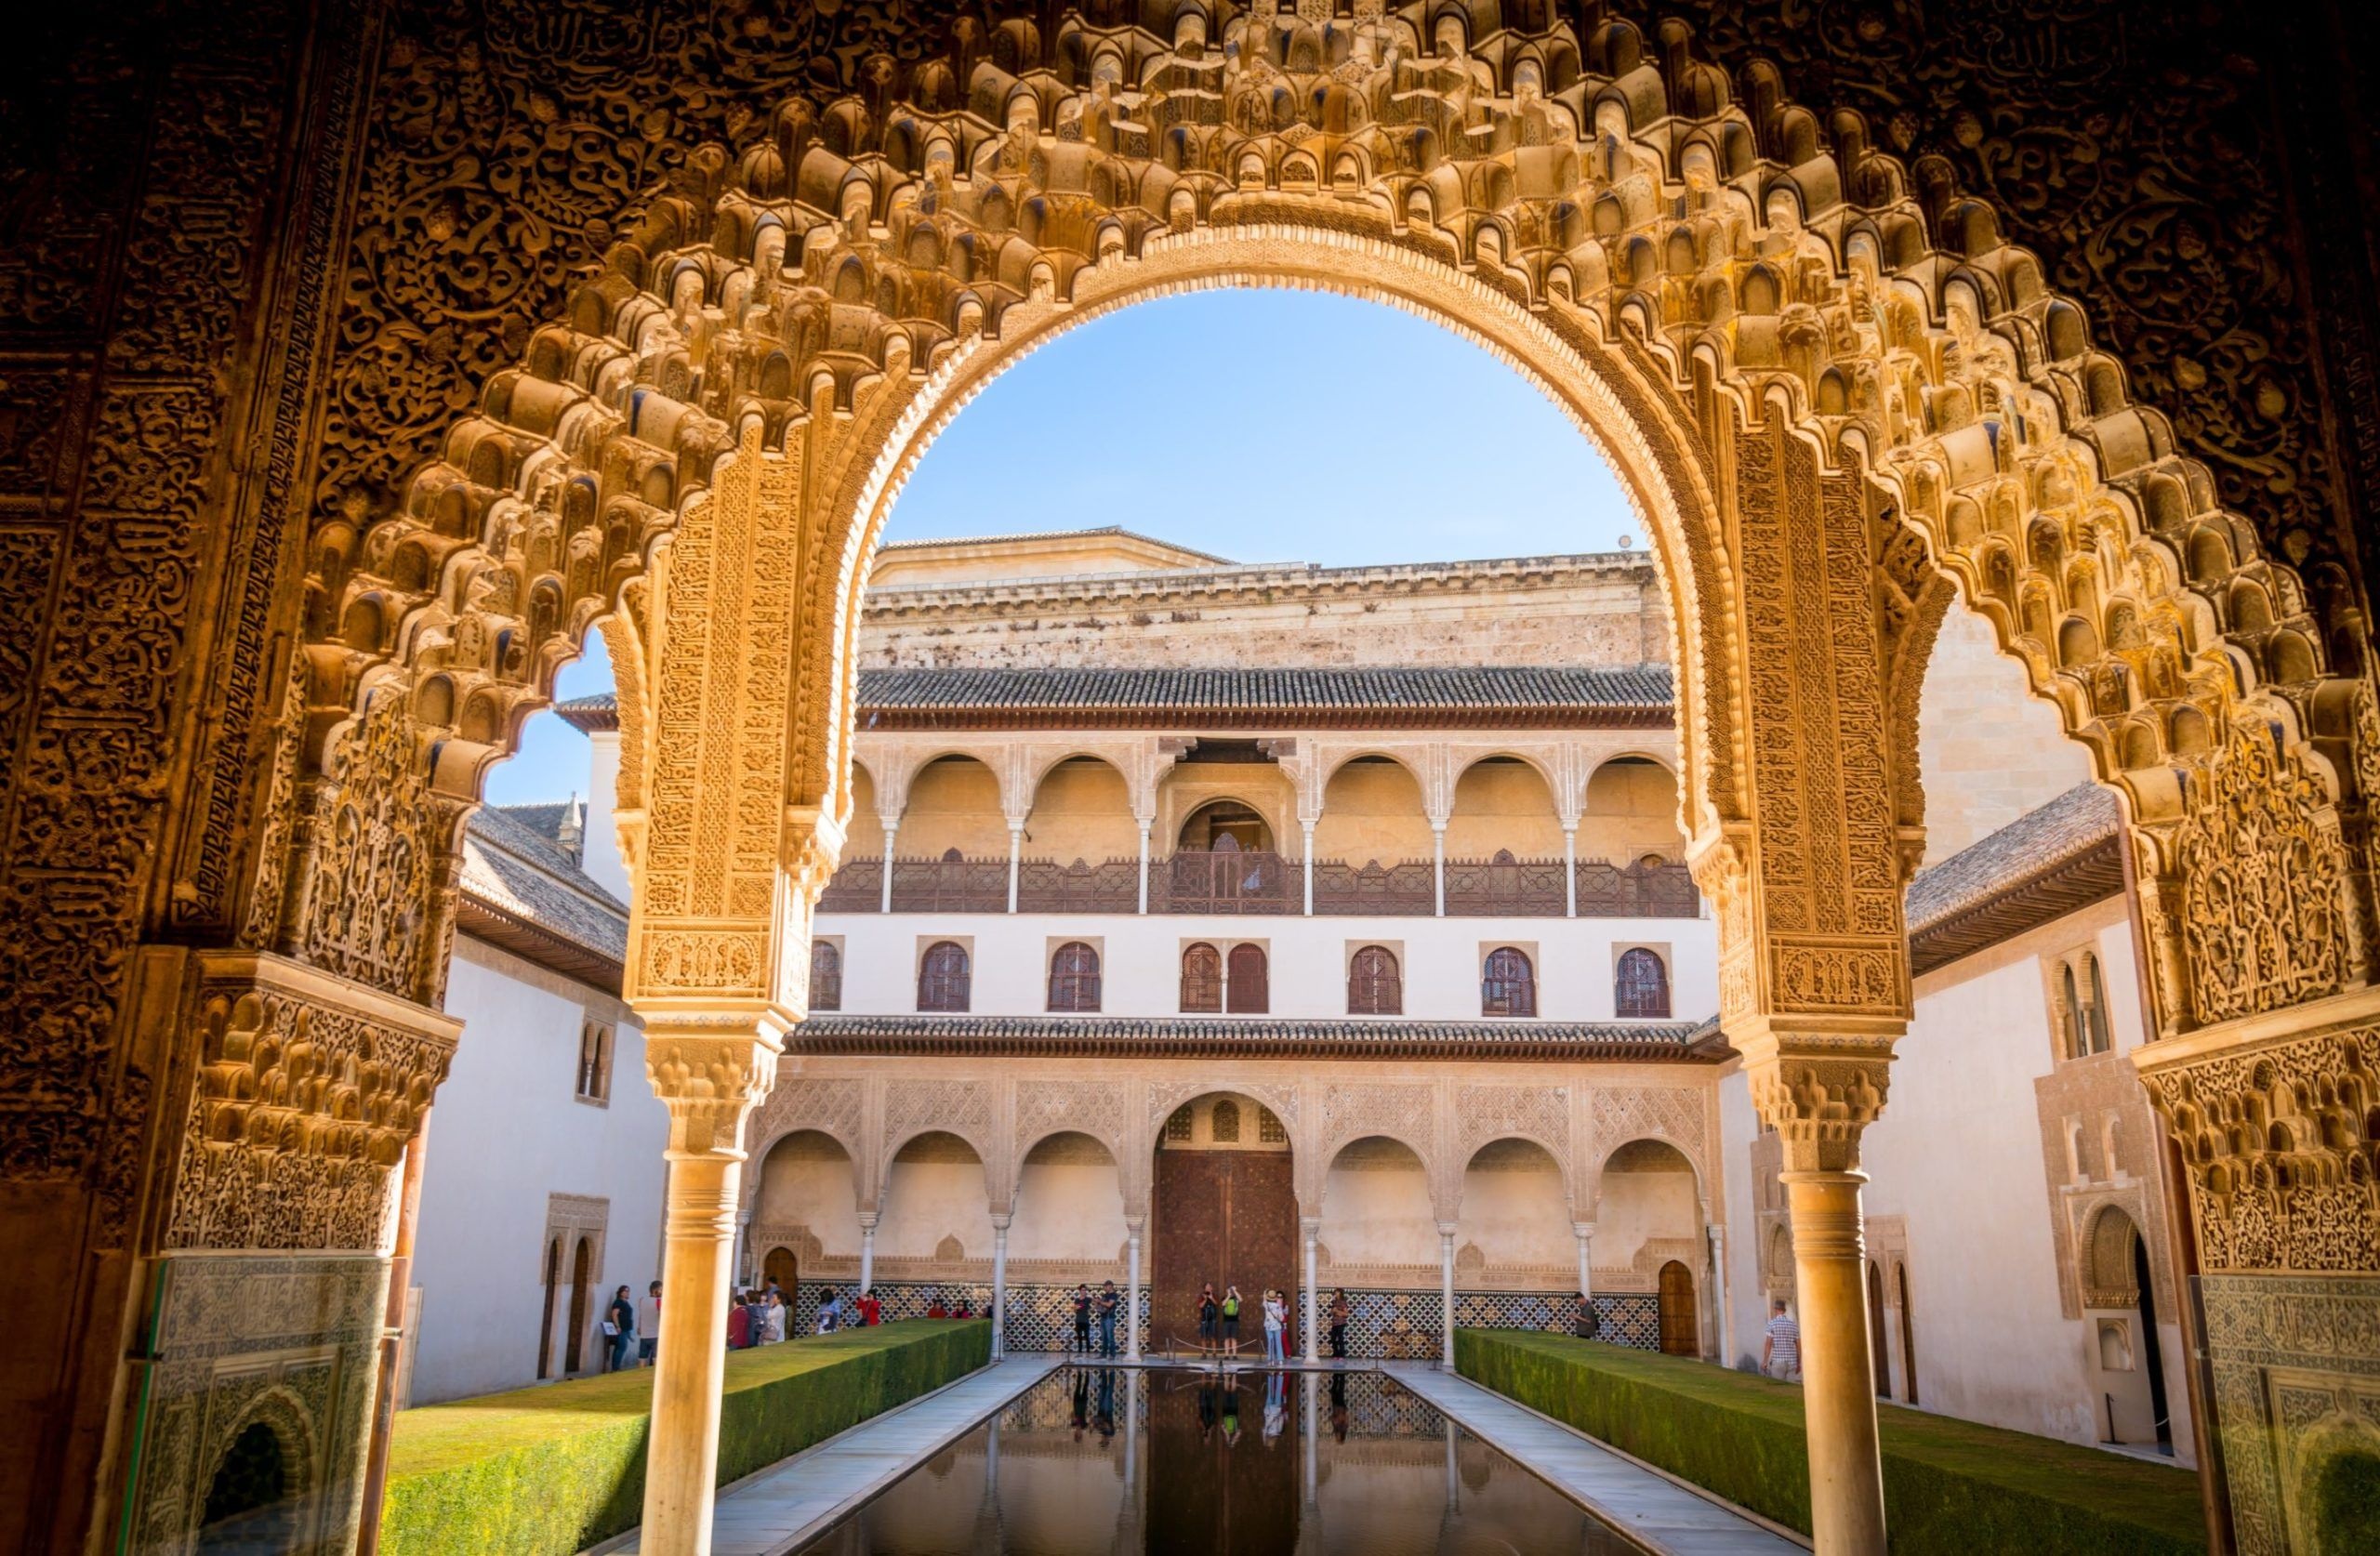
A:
918;941;971;1012
1615;948;1670;1019
2060;963;2086;1059
1482;947;1537;1018
575;1022;613;1101
2083;956;2112;1054
1048;941;1102;1012
1166;1105;1194;1141
809;939;842;1011
1226;943;1269;1013
1180;943;1223;1012
1348;945;1402;1016
1258;1107;1287;1144
1210;1099;1241;1142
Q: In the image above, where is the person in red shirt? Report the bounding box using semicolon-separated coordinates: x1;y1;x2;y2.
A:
856;1287;882;1326
724;1294;752;1350
926;1297;949;1319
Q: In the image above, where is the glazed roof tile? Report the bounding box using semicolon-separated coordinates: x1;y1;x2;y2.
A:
457;804;627;984
791;1013;1714;1062
1904;784;2126;973
858;666;1674;712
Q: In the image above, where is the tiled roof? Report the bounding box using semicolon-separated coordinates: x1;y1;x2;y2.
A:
1906;784;2126;974
456;804;627;988
552;666;1673;733
791;1013;1715;1062
858;666;1673;726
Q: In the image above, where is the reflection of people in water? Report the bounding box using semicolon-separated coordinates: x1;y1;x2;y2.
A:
1330;1374;1350;1442
1221;1385;1243;1447
1263;1370;1287;1443
1198;1381;1218;1444
1095;1370;1117;1443
1071;1370;1090;1440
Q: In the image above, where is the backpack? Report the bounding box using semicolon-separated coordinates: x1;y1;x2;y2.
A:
1223;1295;1239;1317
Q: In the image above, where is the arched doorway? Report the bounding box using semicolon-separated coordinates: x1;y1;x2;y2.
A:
1320;1136;1440;1359
760;1246;798;1301
1595;1139;1703;1352
1867;1262;1891;1397
2082;1207;2173;1451
1897;1264;1920;1406
1455;1138;1571;1334
195;1418;303;1554
1658;1262;1699;1357
536;1237;560;1380
1012;1130;1127;1352
1151;1093;1294;1352
751;1127;862;1324
563;1236;592;1376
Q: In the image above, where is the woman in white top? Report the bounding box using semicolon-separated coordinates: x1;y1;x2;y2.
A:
761;1292;787;1344
1262;1290;1287;1364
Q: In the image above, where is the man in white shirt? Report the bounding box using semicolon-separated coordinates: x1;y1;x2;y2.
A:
637;1281;661;1365
1762;1299;1802;1382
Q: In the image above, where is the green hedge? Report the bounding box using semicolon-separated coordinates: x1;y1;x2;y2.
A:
1455;1329;2204;1556
381;1320;991;1556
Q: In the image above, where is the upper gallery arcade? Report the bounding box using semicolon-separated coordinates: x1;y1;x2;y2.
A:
5;4;2377;1556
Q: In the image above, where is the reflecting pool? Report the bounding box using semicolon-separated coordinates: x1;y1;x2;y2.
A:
792;1366;1633;1554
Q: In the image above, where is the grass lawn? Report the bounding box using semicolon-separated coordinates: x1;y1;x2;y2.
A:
1457;1328;2205;1556
381;1319;990;1556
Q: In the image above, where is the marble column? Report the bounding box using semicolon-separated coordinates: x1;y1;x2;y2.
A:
989;1213;1011;1359
1302;821;1316;916
1562;824;1578;917
732;1207;754;1291
1785;1169;1888;1555
641;1025;779;1556
1437;1221;1457;1366
1136;818;1152;914
1125;1215;1144;1360
1006;822;1024;913
1708;1222;1733;1366
1432;823;1448;917
1573;1220;1594;1313
879;825;898;913
1302;1217;1321;1363
857;1212;879;1291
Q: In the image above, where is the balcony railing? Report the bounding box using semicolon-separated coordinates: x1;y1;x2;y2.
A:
1151;850;1300;915
1446;853;1570;916
1016;857;1140;914
889;854;1010;914
814;851;1701;918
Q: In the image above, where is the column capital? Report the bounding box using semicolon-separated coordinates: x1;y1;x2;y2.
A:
1436;1220;1458;1239
1123;1213;1146;1234
1572;1220;1595;1241
1732;1017;1898;1174
855;1210;880;1231
1301;1216;1322;1237
989;1211;1013;1232
643;1021;786;1157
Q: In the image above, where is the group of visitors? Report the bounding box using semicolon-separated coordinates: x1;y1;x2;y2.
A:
1191;1283;1319;1363
599;1280;662;1372
1067;1281;1125;1356
724;1281;891;1349
921;1295;976;1318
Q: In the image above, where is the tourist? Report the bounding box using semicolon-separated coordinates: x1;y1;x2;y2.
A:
745;1290;772;1346
1763;1299;1801;1382
1071;1284;1092;1354
1575;1291;1600;1341
926;1295;950;1319
1329;1288;1350;1359
955;1298;974;1319
761;1289;787;1345
604;1285;636;1372
856;1287;882;1326
1262;1289;1287;1364
1263;1368;1287;1441
817;1286;842;1334
1096;1280;1120;1358
1221;1285;1244;1357
638;1280;661;1365
1197;1283;1220;1352
725;1294;752;1351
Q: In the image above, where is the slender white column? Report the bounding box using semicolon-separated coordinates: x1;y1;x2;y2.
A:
1432;823;1448;916
733;1207;754;1291
1125;1215;1144;1360
1562;824;1578;917
1575;1220;1595;1311
1302;1217;1321;1362
1709;1222;1733;1365
1136;818;1152;915
1438;1221;1457;1366
879;824;897;913
857;1212;879;1291
1006;822;1024;913
990;1213;1011;1359
1302;820;1316;916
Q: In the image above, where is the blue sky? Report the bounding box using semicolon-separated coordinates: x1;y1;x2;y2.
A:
487;289;1635;805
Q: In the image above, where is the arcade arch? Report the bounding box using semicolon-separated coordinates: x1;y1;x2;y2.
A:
181;7;2377;1553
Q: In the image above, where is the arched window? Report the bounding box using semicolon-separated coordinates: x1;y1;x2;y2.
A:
1181;943;1223;1012
536;1238;561;1379
1348;945;1403;1016
1868;1261;1891;1397
2084;955;2112;1054
1482;947;1537;1018
1226;943;1269;1013
809;939;842;1011
1210;1099;1241;1142
1897;1262;1919;1404
919;941;971;1011
1048;941;1102;1012
1615;948;1671;1019
2061;963;2085;1059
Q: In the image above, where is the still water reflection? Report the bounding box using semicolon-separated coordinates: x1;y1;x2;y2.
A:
793;1366;1631;1555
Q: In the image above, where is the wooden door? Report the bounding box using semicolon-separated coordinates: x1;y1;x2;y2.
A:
1152;1149;1295;1352
1657;1259;1699;1356
763;1246;798;1300
564;1237;592;1374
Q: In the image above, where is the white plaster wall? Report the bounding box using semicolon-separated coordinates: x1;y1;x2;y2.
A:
407;936;668;1404
817;909;1718;1022
580;729;628;902
1594;1147;1701;1271
1011;1154;1130;1263
1456;1148;1574;1268
878;1153;997;1260
754;1135;864;1256
1321;1146;1440;1267
1718;900;2194;1455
